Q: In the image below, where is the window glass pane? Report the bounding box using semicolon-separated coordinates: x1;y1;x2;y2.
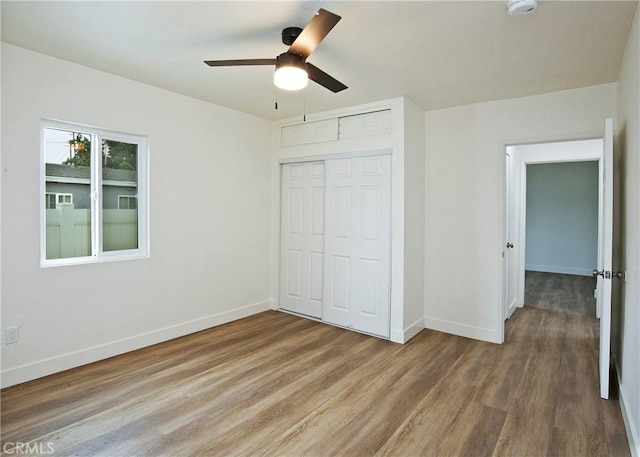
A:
44;128;92;260
118;195;137;210
102;139;138;251
58;194;72;204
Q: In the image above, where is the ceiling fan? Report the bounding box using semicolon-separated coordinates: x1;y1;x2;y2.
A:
204;8;347;93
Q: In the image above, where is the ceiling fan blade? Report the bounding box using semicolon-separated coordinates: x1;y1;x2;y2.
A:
289;9;341;59
306;63;347;93
204;58;276;67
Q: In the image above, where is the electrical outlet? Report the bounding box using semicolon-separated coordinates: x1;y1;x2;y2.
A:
5;327;19;344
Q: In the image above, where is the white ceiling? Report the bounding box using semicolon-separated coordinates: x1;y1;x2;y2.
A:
1;1;637;120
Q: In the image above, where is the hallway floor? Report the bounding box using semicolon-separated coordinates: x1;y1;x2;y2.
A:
525;271;597;316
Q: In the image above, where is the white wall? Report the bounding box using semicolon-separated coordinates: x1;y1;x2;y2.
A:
424;83;617;343
616;5;640;456
402;99;426;336
1;44;273;387
525;161;599;276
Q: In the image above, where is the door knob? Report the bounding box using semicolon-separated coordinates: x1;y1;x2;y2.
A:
593;269;624;279
506;243;514;249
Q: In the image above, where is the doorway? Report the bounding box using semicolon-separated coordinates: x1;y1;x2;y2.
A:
523;160;599;316
504;139;603;318
504;119;614;399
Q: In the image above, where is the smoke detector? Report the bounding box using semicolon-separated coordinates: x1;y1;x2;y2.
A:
507;0;537;15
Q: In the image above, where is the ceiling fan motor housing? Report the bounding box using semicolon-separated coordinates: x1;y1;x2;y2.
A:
282;27;303;46
276;52;306;70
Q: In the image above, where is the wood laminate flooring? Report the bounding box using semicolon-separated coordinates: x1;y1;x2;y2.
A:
1;308;630;456
525;271;596;316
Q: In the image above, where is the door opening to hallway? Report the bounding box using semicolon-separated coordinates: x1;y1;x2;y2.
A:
504;120;614;398
523;160;599;318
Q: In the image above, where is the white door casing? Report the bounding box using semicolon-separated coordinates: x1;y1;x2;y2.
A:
279;161;325;318
323;155;392;337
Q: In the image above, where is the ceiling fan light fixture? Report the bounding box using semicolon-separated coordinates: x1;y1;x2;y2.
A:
274;53;308;91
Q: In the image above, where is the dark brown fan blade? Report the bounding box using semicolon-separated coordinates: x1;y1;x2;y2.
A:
288;9;341;59
306;63;347;93
204;58;276;67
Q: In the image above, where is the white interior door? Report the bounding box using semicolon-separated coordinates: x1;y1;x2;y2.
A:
504;151;519;318
279;162;325;318
323;155;391;337
596;118;614;399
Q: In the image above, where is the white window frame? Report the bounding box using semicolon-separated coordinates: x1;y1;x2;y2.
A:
56;193;73;206
40;119;149;267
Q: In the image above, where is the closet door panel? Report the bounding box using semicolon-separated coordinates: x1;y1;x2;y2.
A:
323;155;391;337
331;255;351;310
286;249;303;298
359;258;380;316
279;162;324;318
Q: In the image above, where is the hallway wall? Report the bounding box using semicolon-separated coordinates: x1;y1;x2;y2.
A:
525;161;599;276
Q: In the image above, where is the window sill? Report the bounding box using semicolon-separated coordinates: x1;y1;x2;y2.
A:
41;251;149;268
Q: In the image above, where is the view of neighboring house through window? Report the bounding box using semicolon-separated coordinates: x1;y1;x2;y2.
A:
57;193;73;205
42;120;148;265
44;192;73;209
45;193;57;209
118;195;137;210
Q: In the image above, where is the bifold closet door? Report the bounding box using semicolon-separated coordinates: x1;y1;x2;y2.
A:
323;155;392;337
279;161;325;318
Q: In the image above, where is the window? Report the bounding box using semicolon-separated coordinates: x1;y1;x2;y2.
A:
45;193;74;209
118;195;137;210
45;193;56;209
57;193;73;205
41;120;148;266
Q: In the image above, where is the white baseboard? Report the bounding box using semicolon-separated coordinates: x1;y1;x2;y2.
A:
390;317;425;343
616;362;640;457
1;300;272;388
525;264;593;277
424;316;501;344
